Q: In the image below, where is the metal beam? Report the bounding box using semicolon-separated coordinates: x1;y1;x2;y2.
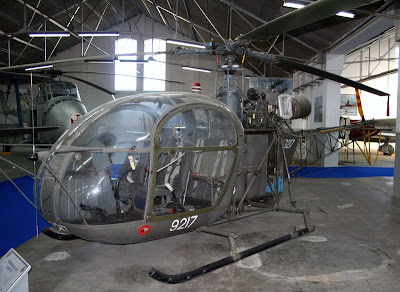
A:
144;0;223;42
13;0;43;65
246;59;263;76
298;0;397;19
182;0;202;42
166;0;185;38
345;57;398;64
193;0;226;43
267;35;281;54
28;1;82;31
0;10;23;26
0;30;44;52
218;0;320;52
16;0;109;55
48;5;81;59
153;0;174;36
284;32;321;53
326;1;393;53
0;47;28;59
84;4;108;56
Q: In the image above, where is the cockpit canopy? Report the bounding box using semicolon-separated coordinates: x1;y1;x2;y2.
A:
37;81;81;102
39;93;243;231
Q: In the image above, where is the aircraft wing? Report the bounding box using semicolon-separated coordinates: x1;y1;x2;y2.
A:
0;126;59;137
380;132;396;137
374;118;395;131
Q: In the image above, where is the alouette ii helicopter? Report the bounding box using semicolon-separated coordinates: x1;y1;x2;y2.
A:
0;0;389;284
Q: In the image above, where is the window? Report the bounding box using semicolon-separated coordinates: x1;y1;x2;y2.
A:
144;38;166;91
115;38;137;91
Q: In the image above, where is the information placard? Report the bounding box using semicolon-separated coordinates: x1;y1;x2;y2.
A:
0;249;30;292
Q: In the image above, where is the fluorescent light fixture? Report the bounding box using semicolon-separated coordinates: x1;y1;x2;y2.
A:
182;66;211;73
283;2;305;9
29;32;70;37
167;40;206;49
25;64;53;71
336;11;355;18
78;32;120;37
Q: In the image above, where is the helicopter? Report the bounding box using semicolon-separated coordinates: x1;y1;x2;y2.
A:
0;0;391;284
0;78;87;147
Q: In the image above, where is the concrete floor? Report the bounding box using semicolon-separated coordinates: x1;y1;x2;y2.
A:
13;175;400;292
2;146;399;291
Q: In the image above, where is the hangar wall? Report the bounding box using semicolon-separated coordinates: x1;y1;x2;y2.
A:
341;32;398;120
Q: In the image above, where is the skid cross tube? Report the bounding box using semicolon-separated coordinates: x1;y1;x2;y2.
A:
149;227;311;284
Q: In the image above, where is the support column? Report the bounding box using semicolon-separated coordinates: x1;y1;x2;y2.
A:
393;0;400;198
322;53;345;167
137;37;144;93
394;73;400;197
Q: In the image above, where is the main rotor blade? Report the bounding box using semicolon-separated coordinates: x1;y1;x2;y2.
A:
274;57;389;96
63;75;115;96
0;51;170;71
0;71;53;84
246;50;388;96
238;0;380;41
63;71;185;84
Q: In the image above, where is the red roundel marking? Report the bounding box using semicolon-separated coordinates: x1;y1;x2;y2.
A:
138;225;151;235
70;113;82;125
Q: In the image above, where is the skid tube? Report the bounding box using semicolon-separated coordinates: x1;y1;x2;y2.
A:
149;226;312;284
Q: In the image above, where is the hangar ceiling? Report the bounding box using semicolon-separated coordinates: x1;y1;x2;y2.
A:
0;0;395;76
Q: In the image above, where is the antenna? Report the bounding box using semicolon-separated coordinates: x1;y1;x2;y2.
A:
30;73;38;238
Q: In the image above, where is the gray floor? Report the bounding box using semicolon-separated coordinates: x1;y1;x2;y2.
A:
14;175;400;292
2;147;399;291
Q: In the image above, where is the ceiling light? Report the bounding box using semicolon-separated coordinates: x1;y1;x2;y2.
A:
78;32;120;37
182;66;211;73
29;32;70;37
167;40;206;49
283;2;305;9
336;11;355;18
25;64;53;71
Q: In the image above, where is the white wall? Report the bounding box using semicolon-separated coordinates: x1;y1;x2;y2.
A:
341;34;397;120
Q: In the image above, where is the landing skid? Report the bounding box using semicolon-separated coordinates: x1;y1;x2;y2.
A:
149;207;314;284
42;226;77;240
150;227;311;284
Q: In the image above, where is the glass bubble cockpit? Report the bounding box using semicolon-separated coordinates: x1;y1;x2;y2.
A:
37;93;243;243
